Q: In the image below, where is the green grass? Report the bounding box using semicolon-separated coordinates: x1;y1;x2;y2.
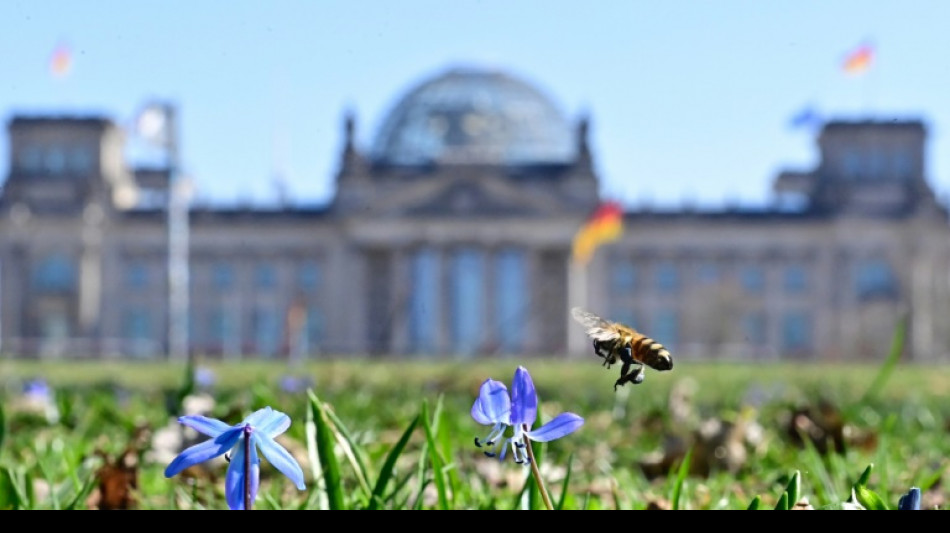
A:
0;357;947;510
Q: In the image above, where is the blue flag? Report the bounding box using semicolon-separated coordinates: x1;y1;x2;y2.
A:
789;105;822;131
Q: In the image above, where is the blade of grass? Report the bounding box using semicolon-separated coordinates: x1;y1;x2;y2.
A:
0;401;5;455
323;404;372;498
63;471;98;510
304;392;328;510
431;394;459;495
412;479;433;510
785;470;801;507
856;317;905;408
919;468;942;492
796;428;838;504
368;414;420;510
308;389;345;510
421;399;449;510
35;459;60;509
857;464;873;487
774;491;789;510
671;446;692;510
388;468;418;509
555;453;574;511
854;484;888;510
747;496;761;510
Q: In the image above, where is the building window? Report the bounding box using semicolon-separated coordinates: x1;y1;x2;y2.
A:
255;263;277;289
69;147;93;173
45;146;66;174
783;265;808;293
655;262;679;293
451;248;484;356
18;146;43;172
306;307;325;347
32;254;76;291
298;260;321;292
212;262;234;290
210;308;238;348
843;151;862;180
409;248;440;354
123;308;151;340
652;309;678;349
696;262;719;284
739;265;765;293
741;311;767;345
854;259;897;300
126;262;149;289
253;307;280;357
611;262;637;293
893;152;913;180
867;151;886;181
782;311;812;352
494;248;526;353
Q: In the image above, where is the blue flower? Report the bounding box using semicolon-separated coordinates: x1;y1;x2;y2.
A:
279;374;314;394
898;487;921;510
164;406;306;510
194;367;216;389
471;366;584;464
22;378;51;401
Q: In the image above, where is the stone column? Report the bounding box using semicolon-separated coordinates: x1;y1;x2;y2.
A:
390;247;410;355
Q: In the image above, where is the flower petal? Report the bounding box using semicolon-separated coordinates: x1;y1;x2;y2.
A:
510;366;537;427
526;412;584;442
471;379;511;425
898;487;921;510
243;407;275;427
164;427;242;478
256;410;291;438
177;415;233;438
254;433;306;490
225;436;261;510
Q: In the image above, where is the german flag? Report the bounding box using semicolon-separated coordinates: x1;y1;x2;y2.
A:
842;43;874;75
49;42;72;78
572;201;623;266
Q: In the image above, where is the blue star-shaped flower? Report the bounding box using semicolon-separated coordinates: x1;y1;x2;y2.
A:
471;366;584;464
164;406;306;510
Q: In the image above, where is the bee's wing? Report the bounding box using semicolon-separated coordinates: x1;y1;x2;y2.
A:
570;307;621;342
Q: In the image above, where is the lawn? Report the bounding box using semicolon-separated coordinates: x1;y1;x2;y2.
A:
0;356;946;509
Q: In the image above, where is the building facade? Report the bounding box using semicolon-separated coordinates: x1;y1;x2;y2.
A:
2;67;949;361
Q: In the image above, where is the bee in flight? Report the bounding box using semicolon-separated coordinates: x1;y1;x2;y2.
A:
570;307;674;390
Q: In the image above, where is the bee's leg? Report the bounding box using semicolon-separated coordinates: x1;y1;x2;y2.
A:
614;365;644;390
614;361;631;391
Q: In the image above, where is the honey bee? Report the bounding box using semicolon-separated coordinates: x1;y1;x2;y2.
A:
570;307;674;390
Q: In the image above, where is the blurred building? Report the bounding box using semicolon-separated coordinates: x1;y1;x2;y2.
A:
1;66;948;361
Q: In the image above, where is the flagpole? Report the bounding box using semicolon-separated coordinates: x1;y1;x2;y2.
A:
567;257;588;358
166;103;190;363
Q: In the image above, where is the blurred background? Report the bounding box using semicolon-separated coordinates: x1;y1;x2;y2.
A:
2;1;950;362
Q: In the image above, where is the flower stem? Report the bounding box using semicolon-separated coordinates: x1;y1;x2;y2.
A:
244;426;252;510
522;425;553;510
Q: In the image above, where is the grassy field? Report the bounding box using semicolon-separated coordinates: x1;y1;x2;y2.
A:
0;357;947;510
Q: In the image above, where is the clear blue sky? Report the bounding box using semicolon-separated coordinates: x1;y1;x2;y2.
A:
2;1;949;208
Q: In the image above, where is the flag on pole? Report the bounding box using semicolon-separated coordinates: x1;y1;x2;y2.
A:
842;42;874;75
572;201;624;266
135;102;171;148
788;105;822;131
49;42;72;78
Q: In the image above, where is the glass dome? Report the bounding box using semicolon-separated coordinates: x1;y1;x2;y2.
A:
372;67;575;166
